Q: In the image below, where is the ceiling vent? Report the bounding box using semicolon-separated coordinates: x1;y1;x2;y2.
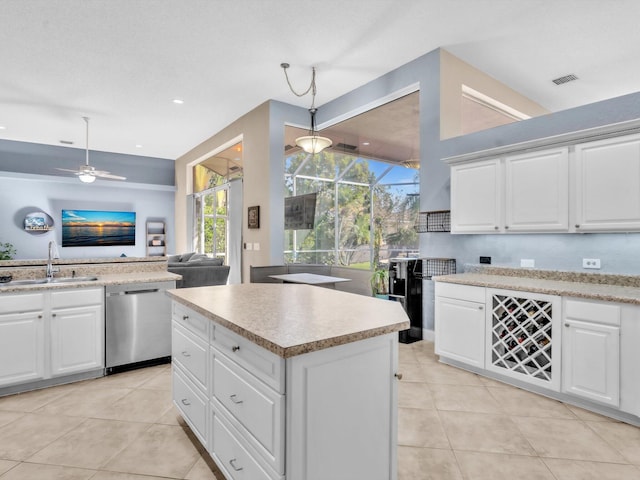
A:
335;142;358;152
552;74;579;85
59;140;74;145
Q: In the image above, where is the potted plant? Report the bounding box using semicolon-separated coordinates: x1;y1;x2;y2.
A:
0;242;16;260
370;266;389;299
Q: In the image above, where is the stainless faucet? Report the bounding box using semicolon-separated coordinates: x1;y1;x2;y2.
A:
46;240;60;280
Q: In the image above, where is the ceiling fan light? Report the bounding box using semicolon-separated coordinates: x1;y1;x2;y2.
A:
78;173;96;183
295;135;332;154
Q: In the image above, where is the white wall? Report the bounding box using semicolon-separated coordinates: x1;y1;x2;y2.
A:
0;173;175;260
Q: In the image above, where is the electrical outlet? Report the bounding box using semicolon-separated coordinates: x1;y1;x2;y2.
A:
520;259;535;268
479;256;491;264
583;258;601;269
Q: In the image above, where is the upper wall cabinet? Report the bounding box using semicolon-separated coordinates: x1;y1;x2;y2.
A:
451;159;502;233
574;134;640;232
450;147;569;233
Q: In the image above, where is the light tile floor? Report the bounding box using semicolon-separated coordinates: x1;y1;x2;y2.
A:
0;341;637;479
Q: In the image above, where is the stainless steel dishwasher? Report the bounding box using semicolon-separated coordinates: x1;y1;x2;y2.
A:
105;280;175;374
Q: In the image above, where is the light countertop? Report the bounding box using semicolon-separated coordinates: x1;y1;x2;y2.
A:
435;272;640;305
167;283;410;358
0;271;180;293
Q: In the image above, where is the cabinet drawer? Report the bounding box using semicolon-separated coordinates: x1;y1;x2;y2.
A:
173;366;208;446
0;293;45;314
212;324;284;393
172;322;208;392
212;350;284;474
51;288;103;309
210;404;281;480
173;302;209;340
435;282;486;303
564;298;620;326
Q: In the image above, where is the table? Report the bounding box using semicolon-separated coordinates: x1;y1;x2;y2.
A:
268;272;351;287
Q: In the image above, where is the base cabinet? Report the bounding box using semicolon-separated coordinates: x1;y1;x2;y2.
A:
435;282;639;423
0;288;103;390
434;283;485;368
0;310;45;386
562;298;620;407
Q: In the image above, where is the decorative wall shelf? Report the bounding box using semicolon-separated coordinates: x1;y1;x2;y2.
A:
23;211;54;234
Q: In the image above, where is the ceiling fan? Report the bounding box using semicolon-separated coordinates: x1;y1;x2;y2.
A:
57;117;126;183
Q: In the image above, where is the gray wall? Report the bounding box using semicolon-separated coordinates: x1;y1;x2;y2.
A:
0;140;175;259
314;48;640;332
0;139;175;186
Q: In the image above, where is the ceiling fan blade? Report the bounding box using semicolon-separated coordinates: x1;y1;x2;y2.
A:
95;172;127;180
55;167;81;173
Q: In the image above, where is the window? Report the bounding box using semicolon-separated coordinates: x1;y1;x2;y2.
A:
193;185;228;263
284;149;419;269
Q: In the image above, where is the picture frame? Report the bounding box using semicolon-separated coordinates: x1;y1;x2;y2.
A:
248;205;260;229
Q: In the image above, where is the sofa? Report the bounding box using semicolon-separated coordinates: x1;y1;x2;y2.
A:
167;252;230;288
249;264;372;296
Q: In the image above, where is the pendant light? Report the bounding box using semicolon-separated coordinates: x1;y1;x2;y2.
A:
281;63;332;154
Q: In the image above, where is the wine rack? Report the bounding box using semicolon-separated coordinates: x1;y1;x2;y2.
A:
489;292;559;388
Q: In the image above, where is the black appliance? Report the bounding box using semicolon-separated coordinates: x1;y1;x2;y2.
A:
388;258;423;344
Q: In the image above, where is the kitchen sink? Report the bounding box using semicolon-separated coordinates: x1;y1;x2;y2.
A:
51;276;99;283
2;276;99;286
3;278;50;285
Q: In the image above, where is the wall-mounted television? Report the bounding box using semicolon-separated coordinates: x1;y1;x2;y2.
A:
62;209;136;247
284;193;317;230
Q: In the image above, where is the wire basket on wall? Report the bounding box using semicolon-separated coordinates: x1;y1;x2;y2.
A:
414;210;451;233
419;258;457;279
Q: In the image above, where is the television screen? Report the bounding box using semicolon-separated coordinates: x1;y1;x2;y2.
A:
284;193;317;230
62;209;136;247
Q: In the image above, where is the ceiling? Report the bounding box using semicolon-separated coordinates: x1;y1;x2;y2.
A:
1;0;640;162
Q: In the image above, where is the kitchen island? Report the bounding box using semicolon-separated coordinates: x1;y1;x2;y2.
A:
167;283;410;480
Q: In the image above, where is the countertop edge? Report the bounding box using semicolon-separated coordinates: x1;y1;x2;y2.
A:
0;272;181;293
434;273;640;306
167;289;410;359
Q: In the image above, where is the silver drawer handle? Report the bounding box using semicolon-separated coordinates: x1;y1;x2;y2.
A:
394;373;403;380
231;345;240;352
230;394;243;404
181;351;191;357
478;306;484;310
182;315;189;321
229;458;243;471
565;323;570;327
181;398;191;406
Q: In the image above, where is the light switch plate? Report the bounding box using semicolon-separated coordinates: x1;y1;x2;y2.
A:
520;259;535;268
253;242;260;251
245;242;252;250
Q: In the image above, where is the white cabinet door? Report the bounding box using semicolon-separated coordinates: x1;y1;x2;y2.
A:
562;319;620;407
0;311;45;387
50;304;104;376
451;158;502;233
574;134;640;231
434;295;485;368
505;147;569;231
286;333;398;480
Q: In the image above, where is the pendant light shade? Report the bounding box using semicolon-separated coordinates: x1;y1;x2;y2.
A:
295;135;332;154
282;63;332;154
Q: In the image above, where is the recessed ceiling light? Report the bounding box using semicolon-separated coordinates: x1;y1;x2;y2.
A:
0;126;6;130
172;98;184;104
135;144;143;148
362;142;370;146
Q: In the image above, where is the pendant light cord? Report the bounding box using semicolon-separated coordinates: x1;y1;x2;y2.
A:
281;63;317;110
